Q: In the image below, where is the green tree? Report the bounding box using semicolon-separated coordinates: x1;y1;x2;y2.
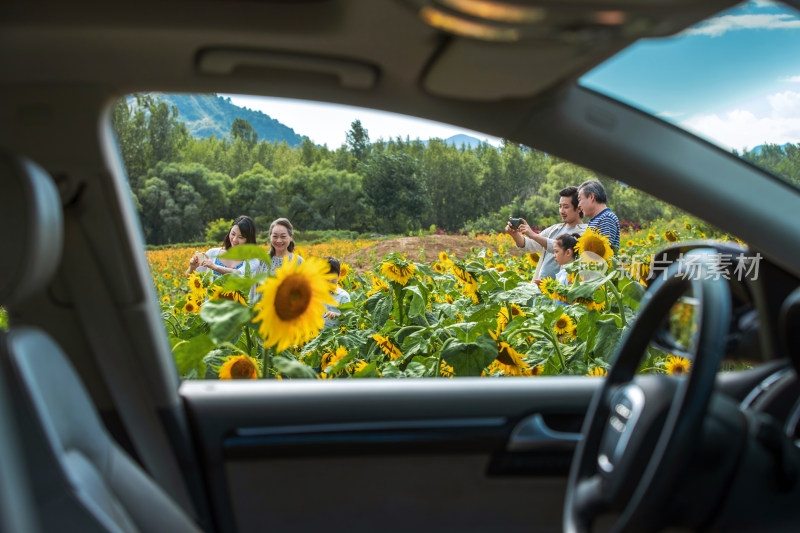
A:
346;120;370;163
230;117;258;148
362;153;428;233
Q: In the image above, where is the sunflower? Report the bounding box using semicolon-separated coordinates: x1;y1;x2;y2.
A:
353;360;369;374
380;261;416;286
338;263;350;287
183;300;200;314
497;303;525;331
576;228;614;262
684;222;692;230
188;273;204;294
527;252;540;266
367;276;390;297
553;313;574;335
173;278;181;288
586;367;607;377
647;233;656;242
495;264;506;273
372;334;404;360
498;245;505;255
161;295;170;303
665;355;691;375
252;256;336;352
209;285;247;305
440;360;455;378
664;230;678;242
626;239;634;248
528;365;544;376
587;299;606;312
451;264;478;294
432;262;446;274
321;345;349;372
490;341;531;376
219;355;259;379
538;276;557;298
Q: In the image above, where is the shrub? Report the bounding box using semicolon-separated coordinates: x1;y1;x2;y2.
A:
205;218;232;243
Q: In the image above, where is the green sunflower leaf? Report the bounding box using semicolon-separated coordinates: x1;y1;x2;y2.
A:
440;335;497;377
172;334;215;377
200;299;254;344
273;356;317;379
219;244;272;263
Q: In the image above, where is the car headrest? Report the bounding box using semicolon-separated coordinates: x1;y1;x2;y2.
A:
0;152;63;307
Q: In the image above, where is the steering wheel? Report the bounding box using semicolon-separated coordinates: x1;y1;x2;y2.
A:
564;250;731;532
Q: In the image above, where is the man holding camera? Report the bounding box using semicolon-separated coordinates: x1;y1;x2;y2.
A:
505;186;587;280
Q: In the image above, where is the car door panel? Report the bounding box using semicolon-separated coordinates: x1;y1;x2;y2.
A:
182;378;598;533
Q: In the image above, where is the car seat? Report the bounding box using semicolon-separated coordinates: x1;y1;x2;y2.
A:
0;152;202;532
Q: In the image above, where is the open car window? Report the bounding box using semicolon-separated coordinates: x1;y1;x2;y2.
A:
580;0;800;189
111;92;759;381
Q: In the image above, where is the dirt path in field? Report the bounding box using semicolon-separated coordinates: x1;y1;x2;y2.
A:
343;234;523;273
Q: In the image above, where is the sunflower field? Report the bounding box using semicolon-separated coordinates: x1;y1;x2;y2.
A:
149;218;736;380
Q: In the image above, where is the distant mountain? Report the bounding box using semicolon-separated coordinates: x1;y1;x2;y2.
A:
136;93;305;147
747;142;794;155
422;134;487;149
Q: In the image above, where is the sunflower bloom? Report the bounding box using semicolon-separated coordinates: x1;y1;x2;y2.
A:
321;345;349;372
497;303;525;331
490;342;531;376
665;355;691;375
252;256;336;352
576;228;614;262
161;296;170;303
664;230;678;242
432;262;446;274
440;360;455;378
553;313;574;335
188;273;203;289
452;264;478;294
219;355;259;379
587;367;607;377
183;300;200;314
381;261;416;286
439;251;453;267
527;252;540;266
209;286;247;306
372;334;404;361
528;365;544;376
338;263;350;287
367;276;390;297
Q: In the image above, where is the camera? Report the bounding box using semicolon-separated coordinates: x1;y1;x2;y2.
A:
509;217;522;229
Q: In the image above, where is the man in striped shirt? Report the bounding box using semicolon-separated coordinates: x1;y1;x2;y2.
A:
578;179;620;251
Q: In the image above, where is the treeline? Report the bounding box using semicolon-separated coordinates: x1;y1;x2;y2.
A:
113;94;682;245
740;144;800;187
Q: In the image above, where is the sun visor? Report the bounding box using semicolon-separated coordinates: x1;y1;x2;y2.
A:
422;39;597;101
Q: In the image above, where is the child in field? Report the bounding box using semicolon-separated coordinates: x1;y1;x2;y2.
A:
553;232;581;285
323;256;350;329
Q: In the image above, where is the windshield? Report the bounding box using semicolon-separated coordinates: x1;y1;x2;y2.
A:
580;0;800;187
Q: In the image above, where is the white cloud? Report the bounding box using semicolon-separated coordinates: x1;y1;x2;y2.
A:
683;13;800;37
780;75;800;82
656;110;684;119
681;90;800;150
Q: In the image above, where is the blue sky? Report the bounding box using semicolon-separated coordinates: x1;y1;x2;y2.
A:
225;95;503;149
581;0;800;150
228;1;800;153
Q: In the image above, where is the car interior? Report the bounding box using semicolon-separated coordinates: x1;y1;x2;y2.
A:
3;0;800;532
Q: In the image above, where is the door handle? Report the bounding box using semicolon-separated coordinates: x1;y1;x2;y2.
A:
507;413;582;451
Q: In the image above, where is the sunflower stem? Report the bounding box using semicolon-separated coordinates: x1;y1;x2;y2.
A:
262;345;273;379
606;278;628;328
